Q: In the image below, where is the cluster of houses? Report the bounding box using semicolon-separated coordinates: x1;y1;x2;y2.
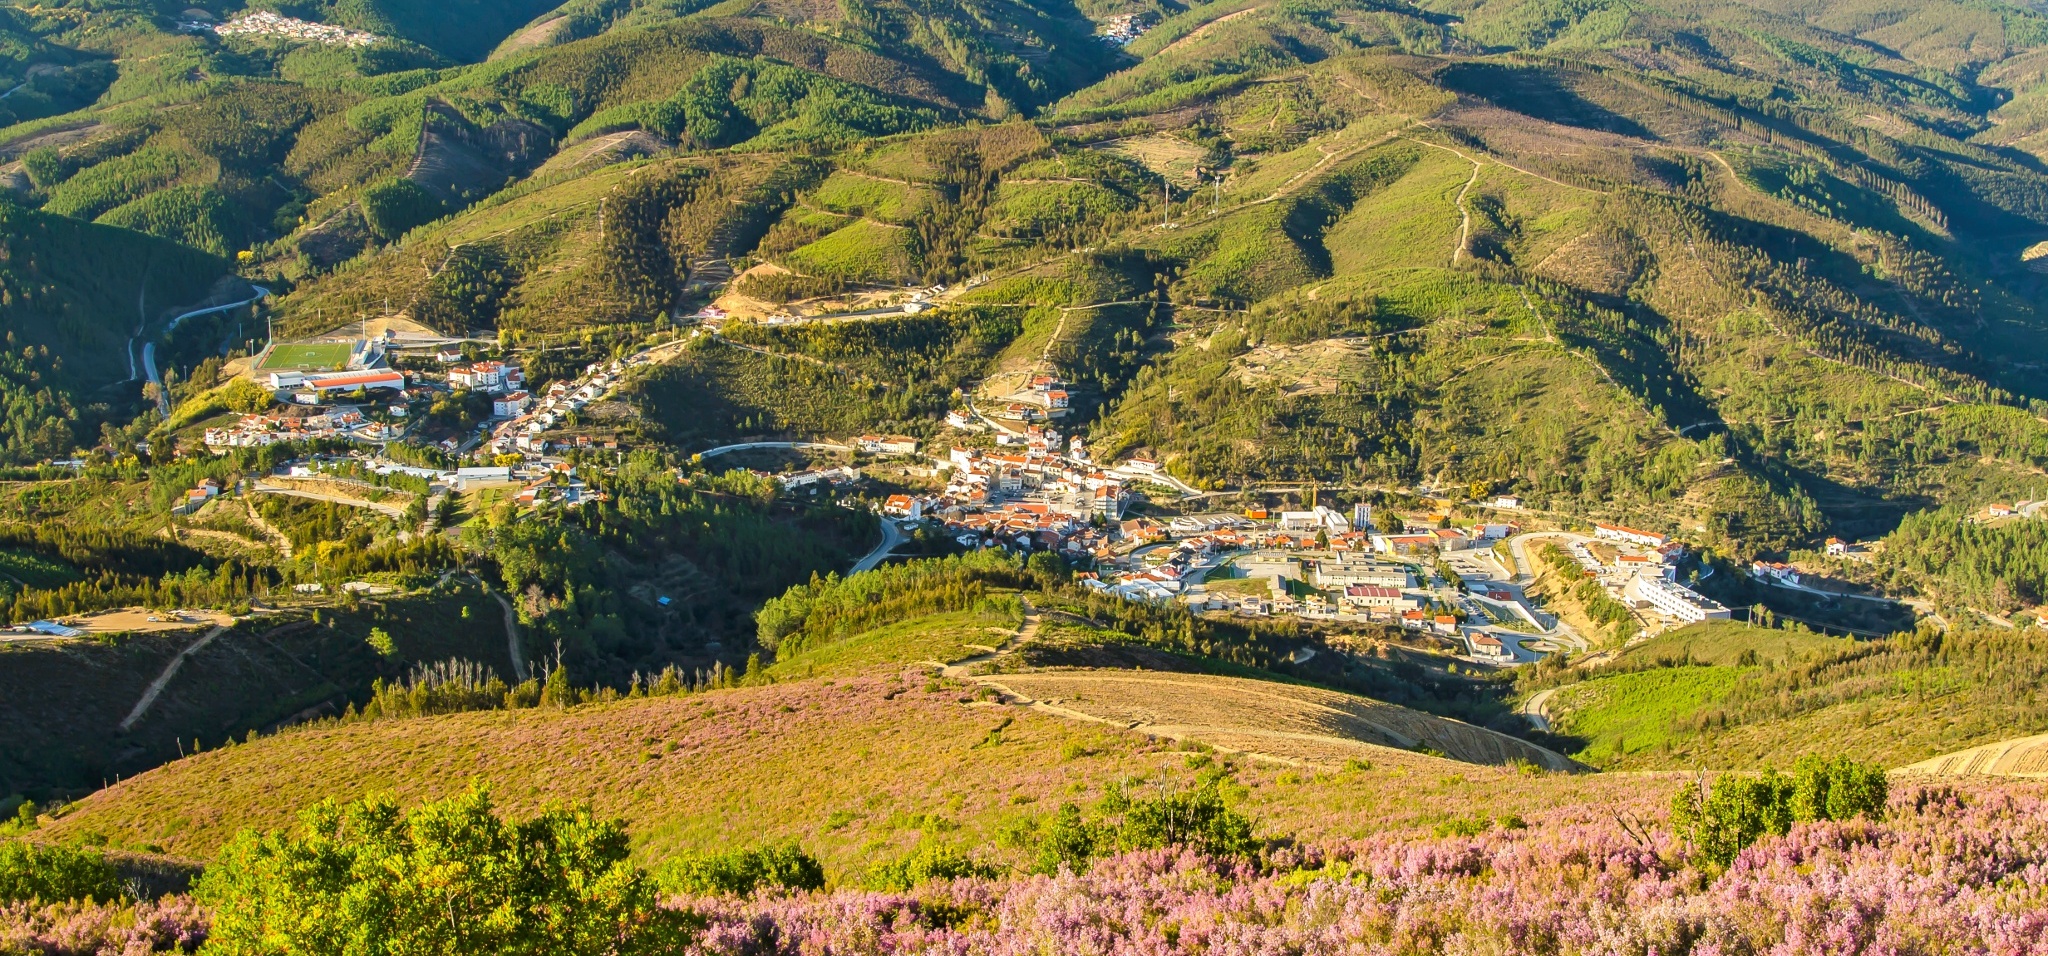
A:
488;360;628;455
995;376;1074;423
939;441;1128;518
860;429;1132;558
204;407;379;448
1098;13;1148;44
1577;523;1729;624
202;10;382;47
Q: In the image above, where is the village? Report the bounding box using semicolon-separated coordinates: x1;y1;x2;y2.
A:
187;9;384;48
194;332;1758;669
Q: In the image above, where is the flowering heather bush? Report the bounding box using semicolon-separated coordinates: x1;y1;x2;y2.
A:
669;782;2048;955
8;782;2044;954
0;895;207;955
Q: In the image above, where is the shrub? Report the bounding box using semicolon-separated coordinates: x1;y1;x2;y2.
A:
195;786;696;955
0;840;125;904
1670;757;1888;868
863;842;999;892
1026;776;1259;875
21;147;65;190
219;377;275;414
653;845;825;897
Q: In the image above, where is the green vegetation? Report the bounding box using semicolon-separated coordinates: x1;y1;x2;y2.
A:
1670;756;1888;868
1874;507;2048;611
0;840;124;904
1015;774;1259;875
1531;622;2048;768
257;342;355;370
652;844;824;897
198;786;695;955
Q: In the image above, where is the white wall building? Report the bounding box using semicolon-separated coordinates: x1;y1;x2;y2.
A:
1626;576;1730;623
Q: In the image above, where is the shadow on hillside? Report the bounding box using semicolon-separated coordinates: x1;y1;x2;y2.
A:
1436;63;1656;140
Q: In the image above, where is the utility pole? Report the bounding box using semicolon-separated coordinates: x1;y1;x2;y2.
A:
1162;177;1171;226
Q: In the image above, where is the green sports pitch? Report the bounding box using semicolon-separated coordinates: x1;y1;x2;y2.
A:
256;342;356;371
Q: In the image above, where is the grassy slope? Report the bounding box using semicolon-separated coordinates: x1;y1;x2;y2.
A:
42;665;1668;871
0;199;226;389
1537;621;2048;770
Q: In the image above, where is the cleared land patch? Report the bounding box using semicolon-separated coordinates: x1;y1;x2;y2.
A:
1899;735;2048;777
977;670;1579;771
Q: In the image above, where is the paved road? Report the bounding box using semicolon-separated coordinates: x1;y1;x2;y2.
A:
142;286;270;418
850;518;905;574
697;440;850;459
1521;687;1556;732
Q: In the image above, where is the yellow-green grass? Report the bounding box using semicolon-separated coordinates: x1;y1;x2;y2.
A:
1224;116;1413;203
1467;165;1599;268
767;607;1021;680
1545;666;1747;766
783;219;914;282
1613;620;1851;667
809;171;932;223
256;342;355;371
42;666;1686;875
1324;148;1472;274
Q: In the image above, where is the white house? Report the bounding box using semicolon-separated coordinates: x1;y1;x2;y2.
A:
494;390;532;418
1466;631;1515;663
1342;585;1404;610
1751;560;1801;586
1595;523;1669;548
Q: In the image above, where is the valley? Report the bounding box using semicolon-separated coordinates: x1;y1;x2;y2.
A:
1;0;2047;950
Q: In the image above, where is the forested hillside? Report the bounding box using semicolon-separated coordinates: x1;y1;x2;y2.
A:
4;0;2040;530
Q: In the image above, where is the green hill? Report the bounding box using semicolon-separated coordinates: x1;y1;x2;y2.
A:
1527;620;2048;769
0;197;226;459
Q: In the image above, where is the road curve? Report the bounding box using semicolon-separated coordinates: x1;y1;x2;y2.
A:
850;517;905;574
143;286;271;419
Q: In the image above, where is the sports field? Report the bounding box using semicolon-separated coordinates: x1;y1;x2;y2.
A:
257;342;355;370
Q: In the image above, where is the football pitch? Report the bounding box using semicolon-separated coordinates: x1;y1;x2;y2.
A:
257;342;355;370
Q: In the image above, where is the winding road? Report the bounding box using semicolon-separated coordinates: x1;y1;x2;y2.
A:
850;518;906;574
472;575;528;681
1520;687;1556;733
142;285;270;418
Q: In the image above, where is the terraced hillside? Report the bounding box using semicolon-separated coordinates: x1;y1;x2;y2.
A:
1900;734;2048;778
979;669;1579;770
